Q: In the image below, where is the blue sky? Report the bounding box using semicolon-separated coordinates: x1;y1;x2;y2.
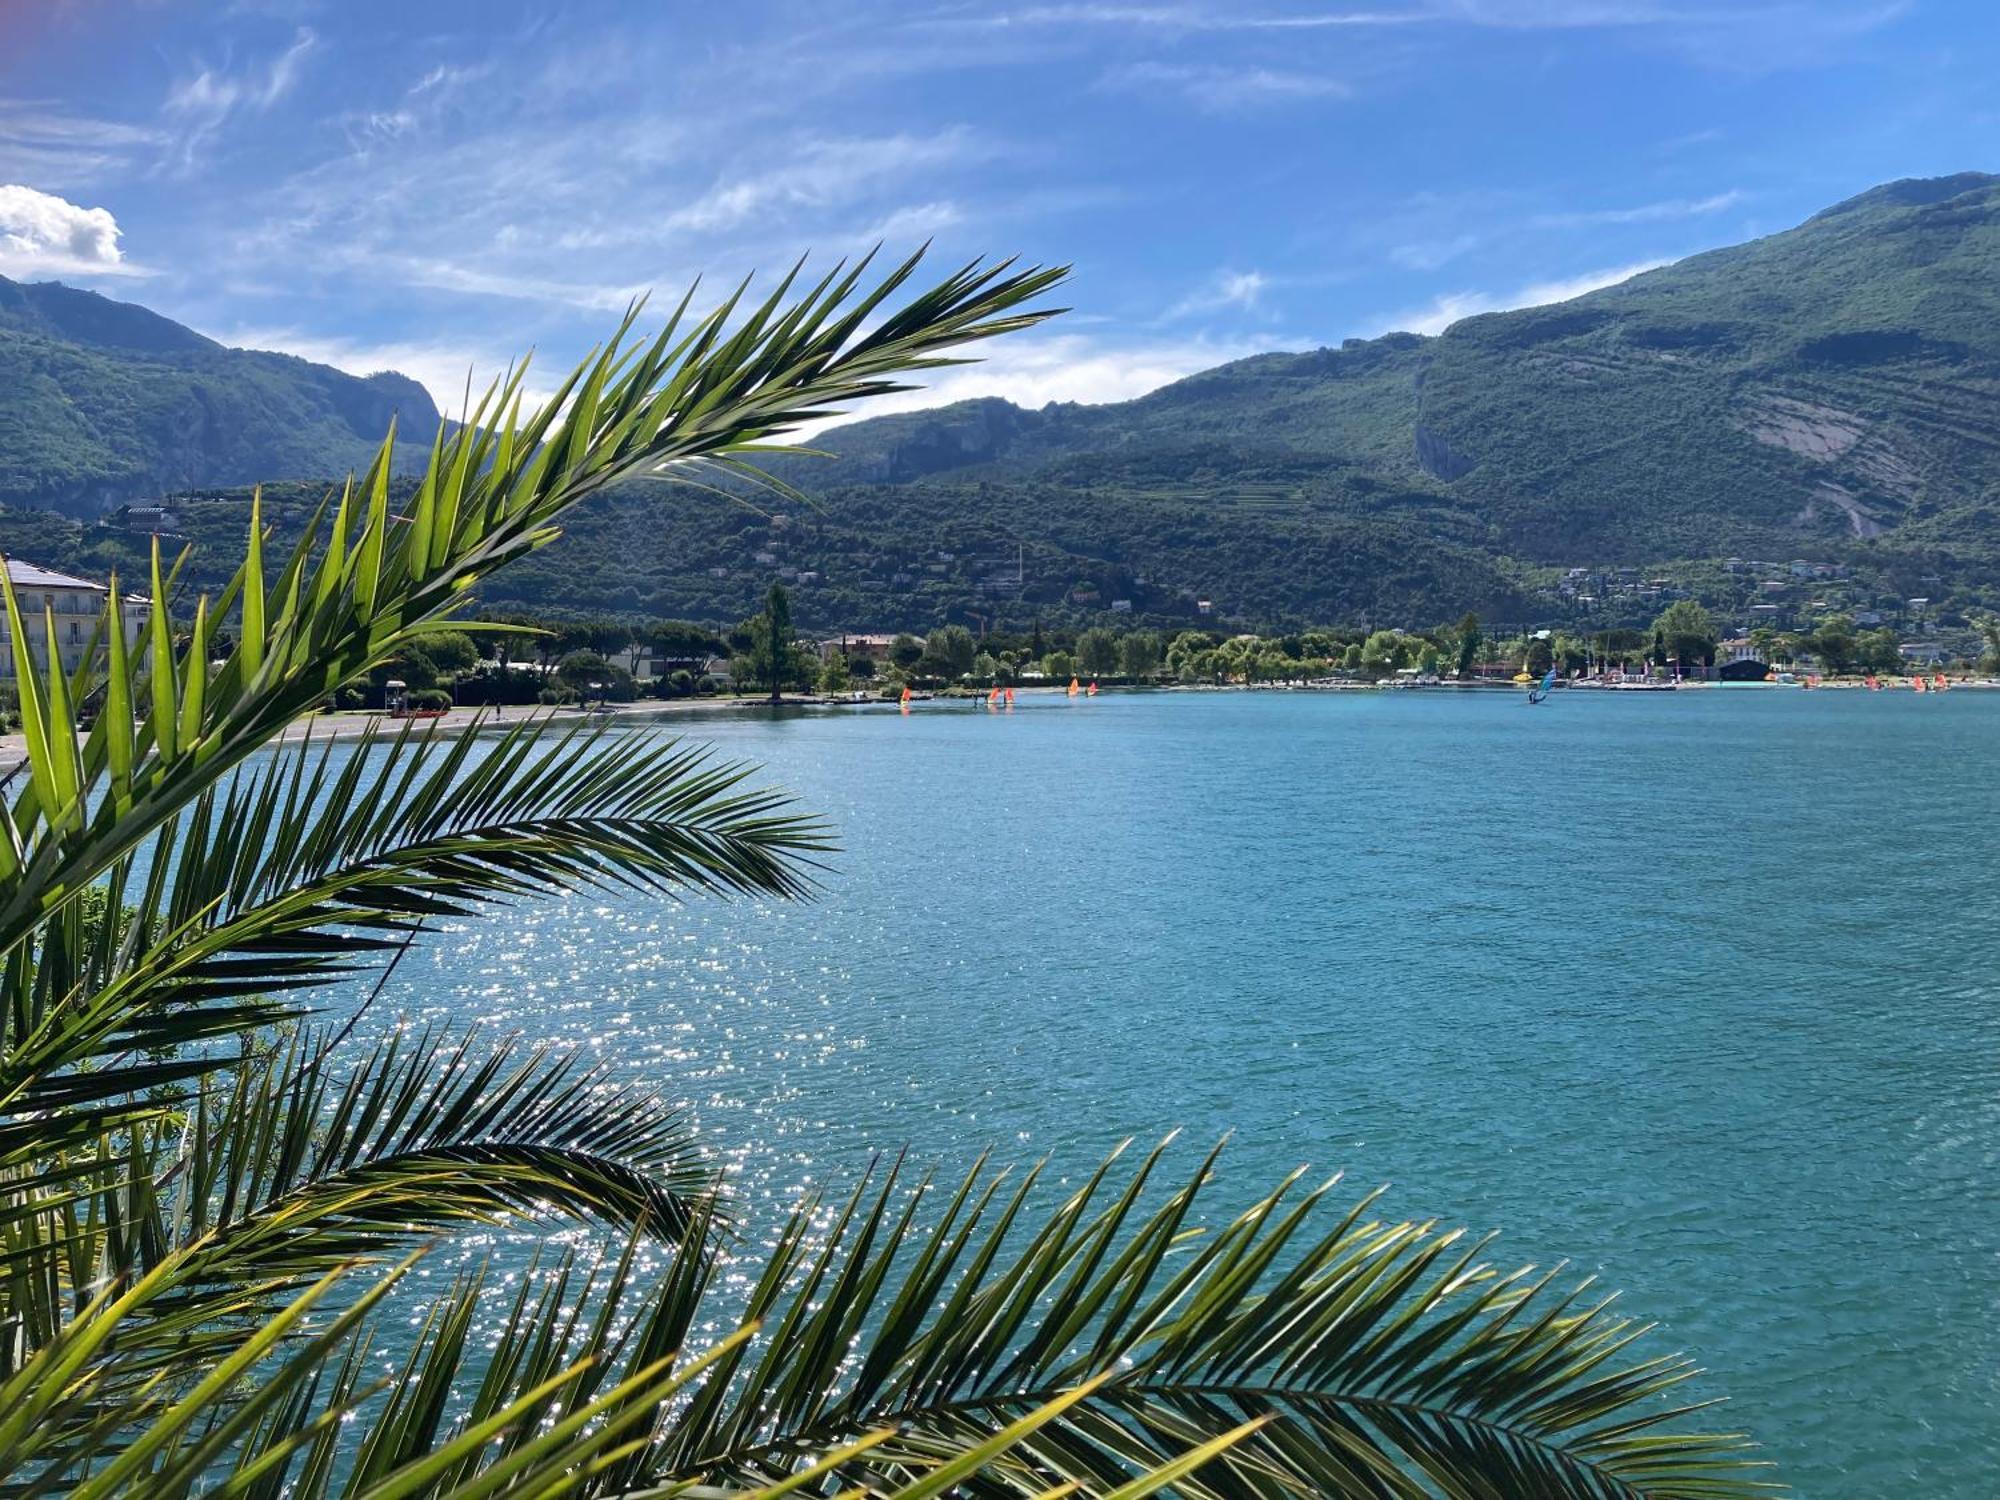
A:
3;0;1998;419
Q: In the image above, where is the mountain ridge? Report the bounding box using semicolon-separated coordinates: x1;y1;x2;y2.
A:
4;173;2000;629
0;274;441;513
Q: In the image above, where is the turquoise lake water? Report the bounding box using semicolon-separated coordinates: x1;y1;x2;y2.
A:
361;688;2000;1496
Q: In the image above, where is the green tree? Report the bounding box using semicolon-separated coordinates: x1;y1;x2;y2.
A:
1977;615;2000;673
1453;611;1483;678
1042;648;1075;680
1119;629;1162;680
817;652;852;694
557;648;610;687
1076;626;1121;677
423;628;481;675
1524;636;1555;676
1859;627;1903;675
1360;629;1407;677
889;632;925;671
1812;614;1857;675
927;624;977;678
758;582;794;703
1164;630;1212;677
1652;600;1716;674
0;261;1763;1499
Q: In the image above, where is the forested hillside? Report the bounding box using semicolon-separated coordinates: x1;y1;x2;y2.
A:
4;174;2000;628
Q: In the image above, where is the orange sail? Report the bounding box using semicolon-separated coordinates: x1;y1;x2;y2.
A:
1912;675;1927;691
1087;680;1099;696
1067;677;1080;697
988;687;1001;705
1934;673;1949;691
1004;687;1015;705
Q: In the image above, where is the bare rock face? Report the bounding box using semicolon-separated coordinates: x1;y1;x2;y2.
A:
1739;396;1867;460
1414;423;1477;482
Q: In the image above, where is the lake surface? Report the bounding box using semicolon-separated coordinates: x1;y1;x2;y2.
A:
357;687;1999;1496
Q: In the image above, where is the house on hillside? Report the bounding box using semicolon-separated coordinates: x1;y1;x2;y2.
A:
114;504;180;534
817;633;898;664
0;561;147;681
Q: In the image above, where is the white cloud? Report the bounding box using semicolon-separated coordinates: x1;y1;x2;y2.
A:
1167;268;1269;318
818;328;1279;429
220;326;561;414
1372;258;1669;336
1533;189;1744;227
1098;60;1347;110
162;27;318;174
0;184;144;278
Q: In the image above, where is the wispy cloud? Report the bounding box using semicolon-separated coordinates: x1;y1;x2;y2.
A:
1372;257;1669;336
0;184;146;278
161;26;317;175
1098;60;1348;109
1533;189;1745;227
1167;268;1269;318
962;5;1431;30
341;61;489;146
1388;232;1481;270
0;105;164;187
666;131;983;234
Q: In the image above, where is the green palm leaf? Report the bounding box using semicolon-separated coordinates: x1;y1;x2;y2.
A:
621;1140;1770;1499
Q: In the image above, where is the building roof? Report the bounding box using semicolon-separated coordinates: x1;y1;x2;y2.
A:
6;560;106;592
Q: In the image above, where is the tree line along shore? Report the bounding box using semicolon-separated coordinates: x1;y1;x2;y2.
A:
353;589;2000;710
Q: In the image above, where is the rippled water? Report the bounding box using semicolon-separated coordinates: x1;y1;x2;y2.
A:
342;687;1999;1496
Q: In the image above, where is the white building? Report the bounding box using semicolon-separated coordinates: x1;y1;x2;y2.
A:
0;561;147;681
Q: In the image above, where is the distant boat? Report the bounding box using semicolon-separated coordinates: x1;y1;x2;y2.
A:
899;685;913;713
1005;687;1015;706
1526;666;1557;705
1067;677;1081;697
1934;673;1949;691
1087;680;1099;696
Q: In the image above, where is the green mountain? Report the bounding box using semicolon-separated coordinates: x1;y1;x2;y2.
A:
4;173;2000;630
0;275;440;513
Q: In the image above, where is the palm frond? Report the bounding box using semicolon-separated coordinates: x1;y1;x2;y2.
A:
622;1139;1770;1499
0;714;826;1161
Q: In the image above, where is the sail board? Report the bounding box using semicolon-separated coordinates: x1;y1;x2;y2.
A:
1526;666;1557;705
